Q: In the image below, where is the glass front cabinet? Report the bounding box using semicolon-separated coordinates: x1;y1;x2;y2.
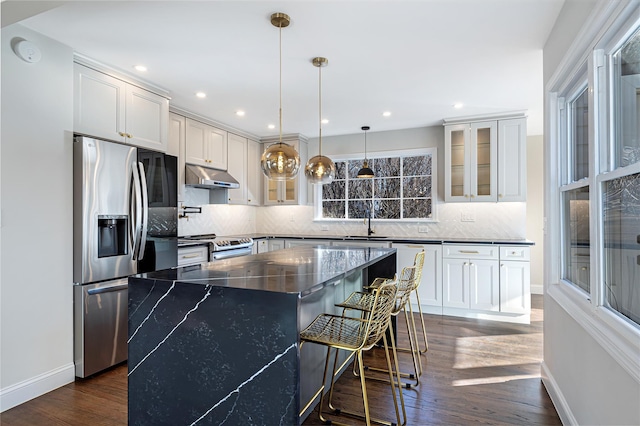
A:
444;113;526;202
262;135;308;206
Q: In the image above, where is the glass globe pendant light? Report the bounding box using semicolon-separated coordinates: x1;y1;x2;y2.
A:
305;57;336;185
261;12;300;181
357;126;374;178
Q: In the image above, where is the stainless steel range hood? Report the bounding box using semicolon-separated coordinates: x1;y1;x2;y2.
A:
185;164;240;189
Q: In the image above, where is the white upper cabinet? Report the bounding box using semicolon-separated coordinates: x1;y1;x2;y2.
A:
247;139;262;206
168;112;186;201
74;63;169;151
444;113;527;202
497;118;527;201
227;133;248;204
185;118;228;170
444;121;497;202
262;135;308;205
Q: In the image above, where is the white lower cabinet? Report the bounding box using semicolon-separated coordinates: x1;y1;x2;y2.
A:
443;257;499;311
392;243;442;313
330;240;391;249
499;246;531;314
255;239;268;253
285;239;330;248
268;239;286;252
177;245;209;267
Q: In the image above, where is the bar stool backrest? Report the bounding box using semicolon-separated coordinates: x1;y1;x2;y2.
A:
363;278;398;350
413;250;426;287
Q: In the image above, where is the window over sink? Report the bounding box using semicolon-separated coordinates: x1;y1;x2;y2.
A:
315;148;436;221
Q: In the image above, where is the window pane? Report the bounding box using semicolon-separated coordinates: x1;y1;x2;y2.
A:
374;199;400;219
603;172;640;325
348;200;372;218
403;176;432;198
333;161;347;180
374;177;400;199
373;157;400;177
322;180;345;200
613;28;640;168
571;88;589;181
348;178;372;199
403;199;432;219
563;187;590;293
322;201;345;219
403;155;432;176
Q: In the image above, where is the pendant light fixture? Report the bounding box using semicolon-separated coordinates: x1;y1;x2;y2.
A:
261;12;300;181
357;126;374;178
305;57;336;185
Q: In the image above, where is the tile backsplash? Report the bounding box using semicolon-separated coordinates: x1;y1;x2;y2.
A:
179;188;526;239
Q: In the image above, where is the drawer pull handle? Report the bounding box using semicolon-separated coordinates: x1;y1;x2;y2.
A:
459;250;479;254
181;254;200;259
407;245;423;249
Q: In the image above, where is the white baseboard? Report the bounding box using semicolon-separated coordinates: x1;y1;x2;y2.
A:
531;283;544;295
541;362;577;426
0;363;75;412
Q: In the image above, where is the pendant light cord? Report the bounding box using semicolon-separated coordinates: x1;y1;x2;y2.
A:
279;24;283;145
318;63;322;157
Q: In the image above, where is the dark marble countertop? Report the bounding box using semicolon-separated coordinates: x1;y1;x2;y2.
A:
225;233;535;246
134;246;396;297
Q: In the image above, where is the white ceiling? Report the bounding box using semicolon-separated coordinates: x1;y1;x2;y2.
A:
11;0;564;138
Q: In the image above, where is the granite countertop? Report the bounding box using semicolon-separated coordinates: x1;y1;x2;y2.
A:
135;245;396;297
231;233;535;246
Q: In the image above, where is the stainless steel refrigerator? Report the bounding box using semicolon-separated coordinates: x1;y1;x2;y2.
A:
73;136;177;377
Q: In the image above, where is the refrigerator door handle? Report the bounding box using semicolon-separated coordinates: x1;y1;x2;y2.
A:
137;161;149;261
87;283;128;295
130;162;143;260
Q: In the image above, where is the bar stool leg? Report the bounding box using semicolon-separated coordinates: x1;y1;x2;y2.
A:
413;291;429;354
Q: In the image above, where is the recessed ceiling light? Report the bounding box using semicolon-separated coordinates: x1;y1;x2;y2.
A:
236;110;245;117
195;92;206;98
454;103;464;109
321;119;329;124
268;124;275;129
134;65;147;72
382;111;391;117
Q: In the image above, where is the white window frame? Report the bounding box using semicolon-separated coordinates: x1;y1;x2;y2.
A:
313;147;437;222
546;0;640;383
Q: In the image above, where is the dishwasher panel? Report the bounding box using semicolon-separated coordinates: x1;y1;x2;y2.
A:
74;278;128;377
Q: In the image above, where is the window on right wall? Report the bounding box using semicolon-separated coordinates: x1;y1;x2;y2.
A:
556;24;640;327
601;27;640;325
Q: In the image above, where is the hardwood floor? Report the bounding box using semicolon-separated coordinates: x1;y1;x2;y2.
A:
1;295;560;425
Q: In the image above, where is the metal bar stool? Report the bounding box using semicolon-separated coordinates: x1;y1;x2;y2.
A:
339;262;423;389
406;250;428;355
299;278;406;426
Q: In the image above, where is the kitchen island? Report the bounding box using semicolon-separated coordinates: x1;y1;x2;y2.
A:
128;245;396;425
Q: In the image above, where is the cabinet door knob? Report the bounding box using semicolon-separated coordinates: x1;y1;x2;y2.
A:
499;194;504;198
119;131;126;137
470;194;475;198
126;133;132;138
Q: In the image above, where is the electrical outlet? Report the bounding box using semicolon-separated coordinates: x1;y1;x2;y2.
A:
460;210;476;222
289;214;295;222
321;225;329;231
418;226;428;233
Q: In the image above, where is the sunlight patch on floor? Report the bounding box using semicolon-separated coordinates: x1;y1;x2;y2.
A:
452;373;539;386
452;333;543;369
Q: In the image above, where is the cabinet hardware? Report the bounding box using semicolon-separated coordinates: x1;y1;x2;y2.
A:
470;194;475;198
181;254;200;259
501;263;504;267
580;267;588;271
459;250;479;254
119;131;126;137
126;133;132;138
499;194;504;198
511;251;518;255
407;245;423;249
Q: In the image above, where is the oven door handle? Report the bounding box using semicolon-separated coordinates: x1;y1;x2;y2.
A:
211;247;252;260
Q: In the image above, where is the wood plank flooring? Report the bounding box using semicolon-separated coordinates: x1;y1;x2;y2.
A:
1;295;560;425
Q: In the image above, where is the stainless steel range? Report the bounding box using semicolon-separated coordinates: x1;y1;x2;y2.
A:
179;234;254;261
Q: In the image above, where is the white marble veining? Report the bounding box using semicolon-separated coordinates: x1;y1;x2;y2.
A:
128;281;175;343
189;342;297;426
128;284;212;376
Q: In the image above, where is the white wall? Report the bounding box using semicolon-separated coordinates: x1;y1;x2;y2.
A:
542;1;640;424
0;25;75;411
526;135;544;293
